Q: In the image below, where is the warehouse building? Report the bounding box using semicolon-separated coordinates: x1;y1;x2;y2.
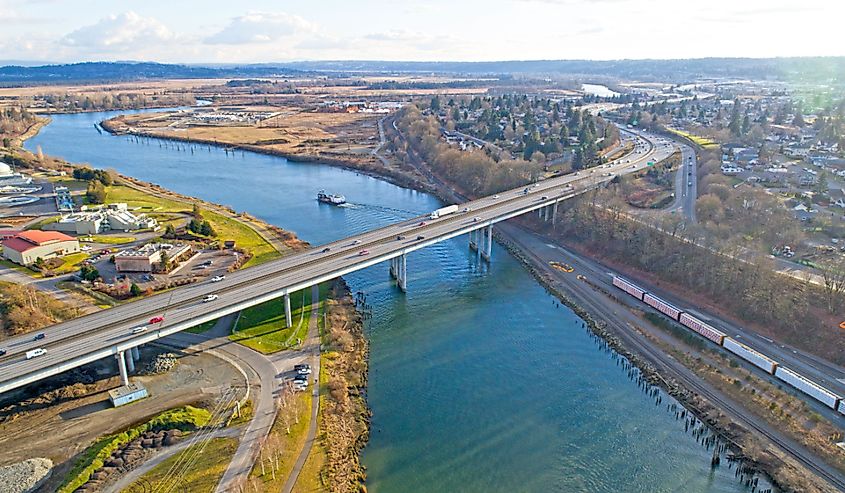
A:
1;230;80;266
114;242;192;272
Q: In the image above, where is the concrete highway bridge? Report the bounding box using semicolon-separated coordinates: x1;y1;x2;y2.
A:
0;129;674;395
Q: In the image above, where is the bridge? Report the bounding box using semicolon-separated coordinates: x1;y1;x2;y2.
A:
0;129;674;395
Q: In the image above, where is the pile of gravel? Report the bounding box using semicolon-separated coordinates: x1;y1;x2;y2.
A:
0;458;52;493
139;353;178;375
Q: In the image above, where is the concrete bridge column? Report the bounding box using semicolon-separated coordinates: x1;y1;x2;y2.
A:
125;350;135;374
116;351;129;386
552;202;559;228
469;229;478;251
482;225;493;262
398;254;407;292
284;293;292;328
389;257;397;279
131;346;140;361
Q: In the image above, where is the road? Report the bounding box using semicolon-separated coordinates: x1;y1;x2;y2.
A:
0;130;674;395
665;142;697;224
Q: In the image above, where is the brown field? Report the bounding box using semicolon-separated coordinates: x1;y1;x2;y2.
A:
0;79;228;98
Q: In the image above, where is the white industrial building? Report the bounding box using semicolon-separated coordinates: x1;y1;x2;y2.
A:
44;203;158;235
0;161;33;187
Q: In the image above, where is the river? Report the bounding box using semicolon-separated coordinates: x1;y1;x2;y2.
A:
26;109;770;492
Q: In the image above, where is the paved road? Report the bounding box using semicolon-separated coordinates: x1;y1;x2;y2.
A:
282;284;321;493
666;142;697;224
0;130;674;394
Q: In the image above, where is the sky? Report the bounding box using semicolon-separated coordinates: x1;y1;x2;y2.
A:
0;0;843;64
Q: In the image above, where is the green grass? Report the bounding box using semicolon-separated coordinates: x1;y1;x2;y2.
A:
79;235;136;245
230;285;327;354
0;258;38;277
25;215;60;230
251;389;312;489
185;319;218;334
58;406;211;493
49;251;90;275
104;184;188;213
126;437;238;493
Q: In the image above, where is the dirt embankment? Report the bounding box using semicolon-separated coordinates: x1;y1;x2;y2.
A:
320;279;370;491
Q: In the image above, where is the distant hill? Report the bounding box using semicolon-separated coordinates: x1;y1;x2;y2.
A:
0;61;300;85
1;58;843;85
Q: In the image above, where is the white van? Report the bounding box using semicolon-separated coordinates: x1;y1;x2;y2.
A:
26;348;47;359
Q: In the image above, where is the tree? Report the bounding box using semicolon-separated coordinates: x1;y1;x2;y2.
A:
164;223;176;238
793;111;806;128
79;264;100;281
430;97;440;112
819;258;845;314
199;220;215;236
129;283;142;297
159;250;170;272
814;171;829;195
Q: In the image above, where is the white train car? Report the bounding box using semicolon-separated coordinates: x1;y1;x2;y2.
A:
678;313;726;346
612;276;646;301
774;366;842;410
723;338;778;374
838;400;845;417
643;293;682;321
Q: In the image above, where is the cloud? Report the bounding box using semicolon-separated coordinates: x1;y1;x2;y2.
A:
205;12;316;45
364;30;459;51
61;11;174;51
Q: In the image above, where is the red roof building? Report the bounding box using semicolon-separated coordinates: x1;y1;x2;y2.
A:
2;230;80;266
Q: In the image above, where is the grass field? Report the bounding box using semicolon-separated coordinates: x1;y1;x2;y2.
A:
49;252;90;275
104;185;188;213
229;288;313;354
250;390;312;490
185;319;218;334
126;437;238;492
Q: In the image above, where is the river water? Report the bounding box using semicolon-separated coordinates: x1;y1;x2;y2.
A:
26;110;769;492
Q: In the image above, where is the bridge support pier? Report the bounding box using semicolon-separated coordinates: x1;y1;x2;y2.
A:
481;225;492;262
393;254;407;292
284;293;292;328
469;229;478;251
552;202;558;228
131;346;140;361
116;351;130;386
125;350;135;374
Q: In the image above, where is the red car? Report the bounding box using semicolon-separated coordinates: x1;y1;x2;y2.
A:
418;221;427;226
149;316;165;324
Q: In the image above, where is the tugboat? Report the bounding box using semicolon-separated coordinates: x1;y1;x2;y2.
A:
317;190;346;205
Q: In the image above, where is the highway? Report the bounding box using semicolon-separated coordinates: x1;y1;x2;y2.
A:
0;129;674;395
666;140;697;224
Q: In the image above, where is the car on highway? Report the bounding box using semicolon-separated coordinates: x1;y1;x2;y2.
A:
358;250;369;256
688;181;692;187
211;275;225;282
397;235;406;240
149;316;165;324
295;363;312;375
26;348;46;360
33;333;45;341
540;196;548;200
461;207;471;213
418;221;427;226
202;294;219;303
840;321;845;330
0;348;6;357
321;247;331;253
131;326;147;334
416;235;426;240
492;195;499;199
473;217;481;222
352;239;362;245
576;274;587;281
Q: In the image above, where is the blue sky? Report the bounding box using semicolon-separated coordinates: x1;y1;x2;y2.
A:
1;0;842;63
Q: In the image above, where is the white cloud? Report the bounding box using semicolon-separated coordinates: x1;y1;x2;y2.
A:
61;11;175;51
205;12;316;45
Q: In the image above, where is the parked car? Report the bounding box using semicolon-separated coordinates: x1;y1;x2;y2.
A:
293;381;308;392
202;294;219;303
293;373;308;384
295;363;312;375
33;333;45;341
149;316;165;324
210;275;225;282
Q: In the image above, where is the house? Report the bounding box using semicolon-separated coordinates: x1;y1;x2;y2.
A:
2;230;80;266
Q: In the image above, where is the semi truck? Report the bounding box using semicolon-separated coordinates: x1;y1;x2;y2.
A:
429;205;459;220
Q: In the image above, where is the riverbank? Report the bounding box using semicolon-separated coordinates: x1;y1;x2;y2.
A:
99;115;437;195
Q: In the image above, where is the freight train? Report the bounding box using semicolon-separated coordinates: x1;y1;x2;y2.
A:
612;275;845;417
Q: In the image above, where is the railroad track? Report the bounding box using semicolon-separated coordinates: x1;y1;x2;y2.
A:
514;241;845;491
